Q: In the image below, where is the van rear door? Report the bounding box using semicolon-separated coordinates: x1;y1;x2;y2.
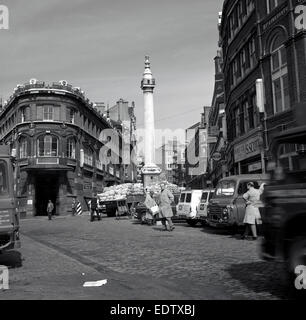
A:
177;192;192;217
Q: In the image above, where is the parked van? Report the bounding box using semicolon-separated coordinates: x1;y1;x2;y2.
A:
176;190;203;226
207;174;269;228
196;189;215;225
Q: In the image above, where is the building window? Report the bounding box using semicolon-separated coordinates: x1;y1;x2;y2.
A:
67;138;76;159
19;137;28;159
84;148;93;166
267;0;279;13
37;135;58;157
234;108;240;138
237;1;243;27
249;37;257;68
247;0;255;14
248;99;255;129
21;106;30;123
66;108;75;124
240;49;247;77
271;34;289;114
239;104;245;135
43;106;54;121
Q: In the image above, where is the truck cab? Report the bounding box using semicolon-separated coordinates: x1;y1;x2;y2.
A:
261;125;306;280
207;174;269;228
0;145;20;252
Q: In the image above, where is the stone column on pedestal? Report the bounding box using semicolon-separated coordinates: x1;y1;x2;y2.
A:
140;56;161;187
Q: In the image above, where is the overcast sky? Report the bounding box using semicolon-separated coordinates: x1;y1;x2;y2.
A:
0;0;223;131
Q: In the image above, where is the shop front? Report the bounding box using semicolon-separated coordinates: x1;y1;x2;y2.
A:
234;134;264;174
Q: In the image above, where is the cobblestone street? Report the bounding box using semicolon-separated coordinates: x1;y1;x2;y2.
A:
0;215;290;300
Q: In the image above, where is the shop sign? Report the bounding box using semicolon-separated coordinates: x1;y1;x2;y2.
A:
248;162;262;173
234;136;262;163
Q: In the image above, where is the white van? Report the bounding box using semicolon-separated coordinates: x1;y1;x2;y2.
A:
196;189;215;225
176;190;203;226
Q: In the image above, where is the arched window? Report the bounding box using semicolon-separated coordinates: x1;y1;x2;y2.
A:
84;147;93;166
271;34;289;114
67;138;76;159
37;135;58;157
19;137;28;159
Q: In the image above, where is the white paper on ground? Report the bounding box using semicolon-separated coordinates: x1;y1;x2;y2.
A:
83;279;107;287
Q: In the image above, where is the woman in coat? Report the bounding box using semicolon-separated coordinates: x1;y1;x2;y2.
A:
158;183;175;232
144;190;157;225
241;182;264;240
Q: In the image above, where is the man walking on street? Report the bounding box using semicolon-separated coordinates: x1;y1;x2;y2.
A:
47;200;54;221
90;193;100;222
158;182;175;232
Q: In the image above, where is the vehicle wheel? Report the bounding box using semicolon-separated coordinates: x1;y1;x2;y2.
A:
288;237;306;274
201;220;208;227
287;237;306;296
187;220;198;227
231;224;239;235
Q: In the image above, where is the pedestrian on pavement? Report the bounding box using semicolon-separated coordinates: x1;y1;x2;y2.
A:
47;200;54;221
90;193;100;222
158;182;175;232
241;182;264;240
71;198;77;216
144;189;158;226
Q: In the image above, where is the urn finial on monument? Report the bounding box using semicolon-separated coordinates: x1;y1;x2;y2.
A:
140;56;161;187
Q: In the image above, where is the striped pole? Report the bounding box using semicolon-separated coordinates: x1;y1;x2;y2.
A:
76;202;82;215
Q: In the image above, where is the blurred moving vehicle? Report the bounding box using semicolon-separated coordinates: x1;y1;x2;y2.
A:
0;145;20;253
176;190;203;226
261;125;306;285
207;174;269;228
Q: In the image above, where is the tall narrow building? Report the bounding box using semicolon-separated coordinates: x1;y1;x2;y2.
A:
140;56;161;186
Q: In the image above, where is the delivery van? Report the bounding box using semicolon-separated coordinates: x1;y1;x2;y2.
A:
176;190;203;226
207;174;269;228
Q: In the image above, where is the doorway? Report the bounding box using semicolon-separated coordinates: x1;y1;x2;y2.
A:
34;174;59;216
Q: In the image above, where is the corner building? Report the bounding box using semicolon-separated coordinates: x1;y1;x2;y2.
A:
0;80;125;217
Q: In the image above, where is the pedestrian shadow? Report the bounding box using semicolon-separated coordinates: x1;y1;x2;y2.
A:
227;261;290;299
0;250;23;269
200;226;237;236
152;227;166;232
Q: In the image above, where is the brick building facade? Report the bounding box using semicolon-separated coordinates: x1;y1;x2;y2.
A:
220;0;306;175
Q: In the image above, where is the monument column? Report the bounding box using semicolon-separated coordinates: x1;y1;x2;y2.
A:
141;56;161;187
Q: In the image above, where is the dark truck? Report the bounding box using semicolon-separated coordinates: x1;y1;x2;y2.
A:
261;124;306;286
0;145;20;253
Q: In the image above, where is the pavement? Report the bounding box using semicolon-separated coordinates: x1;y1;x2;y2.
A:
0;214;291;300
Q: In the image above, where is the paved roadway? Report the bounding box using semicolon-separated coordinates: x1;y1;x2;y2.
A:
0;215;291;300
